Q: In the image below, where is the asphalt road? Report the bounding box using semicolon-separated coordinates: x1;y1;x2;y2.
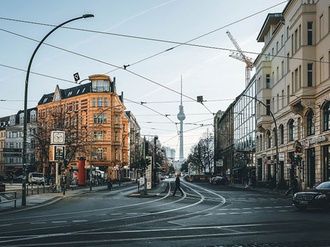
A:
0;179;330;247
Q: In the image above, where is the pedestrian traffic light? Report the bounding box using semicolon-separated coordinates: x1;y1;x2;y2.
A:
145;156;152;167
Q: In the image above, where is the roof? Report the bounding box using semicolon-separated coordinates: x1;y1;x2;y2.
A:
38;83;91;105
257;13;283;42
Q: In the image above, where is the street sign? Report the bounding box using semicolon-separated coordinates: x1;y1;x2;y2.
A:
73;72;80;82
279;152;285;161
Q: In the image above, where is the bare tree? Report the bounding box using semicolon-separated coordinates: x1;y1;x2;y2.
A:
186;132;214;175
35;102;89;175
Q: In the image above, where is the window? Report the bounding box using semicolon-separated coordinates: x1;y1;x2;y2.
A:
97;97;103;107
92;80;110;92
266;99;271;116
266;74;270;89
294;68;299;91
279;125;284;145
323;101;330;131
267;130;271;148
294;29;298;53
320;57;325;82
307;63;313;86
94;113;107;124
272;128;277;147
319;14;324;40
306;110;315;136
307;22;313;45
92;98;96;107
288;119;295;141
94;131;106;140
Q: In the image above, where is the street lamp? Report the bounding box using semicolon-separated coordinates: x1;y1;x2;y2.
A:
153;135;158;187
22;14;94;206
242;94;279;190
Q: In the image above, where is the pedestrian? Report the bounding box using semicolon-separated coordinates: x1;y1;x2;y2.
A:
9;173;14;185
292;176;299;194
173;174;184;196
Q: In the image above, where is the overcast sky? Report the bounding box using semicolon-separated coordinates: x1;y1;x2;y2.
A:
0;0;287;160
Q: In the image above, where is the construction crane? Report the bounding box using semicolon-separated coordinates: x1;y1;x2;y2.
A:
226;30;254;86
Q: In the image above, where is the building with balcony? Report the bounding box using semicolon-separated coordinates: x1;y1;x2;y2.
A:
37;74;129;181
254;0;330;189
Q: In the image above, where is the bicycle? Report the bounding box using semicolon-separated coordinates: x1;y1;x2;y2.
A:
47;183;57;193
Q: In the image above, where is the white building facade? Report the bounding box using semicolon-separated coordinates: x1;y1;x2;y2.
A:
254;0;330;189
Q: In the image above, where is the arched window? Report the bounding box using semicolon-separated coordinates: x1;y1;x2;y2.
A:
288;119;295;141
306;110;315;136
279;124;284;144
323;101;330;131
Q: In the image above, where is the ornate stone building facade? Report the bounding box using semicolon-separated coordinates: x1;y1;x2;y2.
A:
37;74;129;181
254;0;330;189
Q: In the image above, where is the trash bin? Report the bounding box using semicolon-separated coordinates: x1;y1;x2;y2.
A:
0;183;5;192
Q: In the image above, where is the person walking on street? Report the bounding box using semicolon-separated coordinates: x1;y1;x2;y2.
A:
173;174;184;196
9;173;14;185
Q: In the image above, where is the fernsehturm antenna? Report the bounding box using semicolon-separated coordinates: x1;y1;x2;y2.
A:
177;76;186;161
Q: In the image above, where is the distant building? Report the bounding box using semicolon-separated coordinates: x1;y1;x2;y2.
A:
0;116;10;176
2;108;37;176
126;111;141;180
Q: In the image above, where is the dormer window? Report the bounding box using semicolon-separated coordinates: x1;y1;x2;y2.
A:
92;80;110;92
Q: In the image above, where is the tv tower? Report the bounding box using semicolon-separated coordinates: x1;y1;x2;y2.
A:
177;77;185;161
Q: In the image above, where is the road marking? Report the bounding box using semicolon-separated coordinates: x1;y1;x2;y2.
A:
72;220;88;223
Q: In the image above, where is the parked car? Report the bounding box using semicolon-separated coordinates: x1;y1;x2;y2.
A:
210;176;226;185
16;175;26;182
292;181;330;210
28;172;45;185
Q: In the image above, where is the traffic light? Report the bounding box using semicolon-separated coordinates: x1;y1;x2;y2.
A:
145;156;152;167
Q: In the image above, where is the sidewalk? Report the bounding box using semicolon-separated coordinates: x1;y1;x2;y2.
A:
129;180;169;198
0;182;124;214
228;182;290;197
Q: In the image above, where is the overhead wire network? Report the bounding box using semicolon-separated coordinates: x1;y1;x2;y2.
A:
0;1;289;150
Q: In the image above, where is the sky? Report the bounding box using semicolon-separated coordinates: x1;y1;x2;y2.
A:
0;0;288;160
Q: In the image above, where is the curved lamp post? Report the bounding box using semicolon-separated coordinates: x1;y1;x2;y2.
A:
242;94;279;190
22;14;94;206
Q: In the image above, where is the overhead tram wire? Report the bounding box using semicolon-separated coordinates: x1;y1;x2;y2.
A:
0;27;199;102
125;98;179;134
1;29;217;117
0;1;287;68
0;62;74;84
0;2;289;117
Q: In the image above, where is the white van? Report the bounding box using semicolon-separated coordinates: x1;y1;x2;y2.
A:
28;172;45;185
